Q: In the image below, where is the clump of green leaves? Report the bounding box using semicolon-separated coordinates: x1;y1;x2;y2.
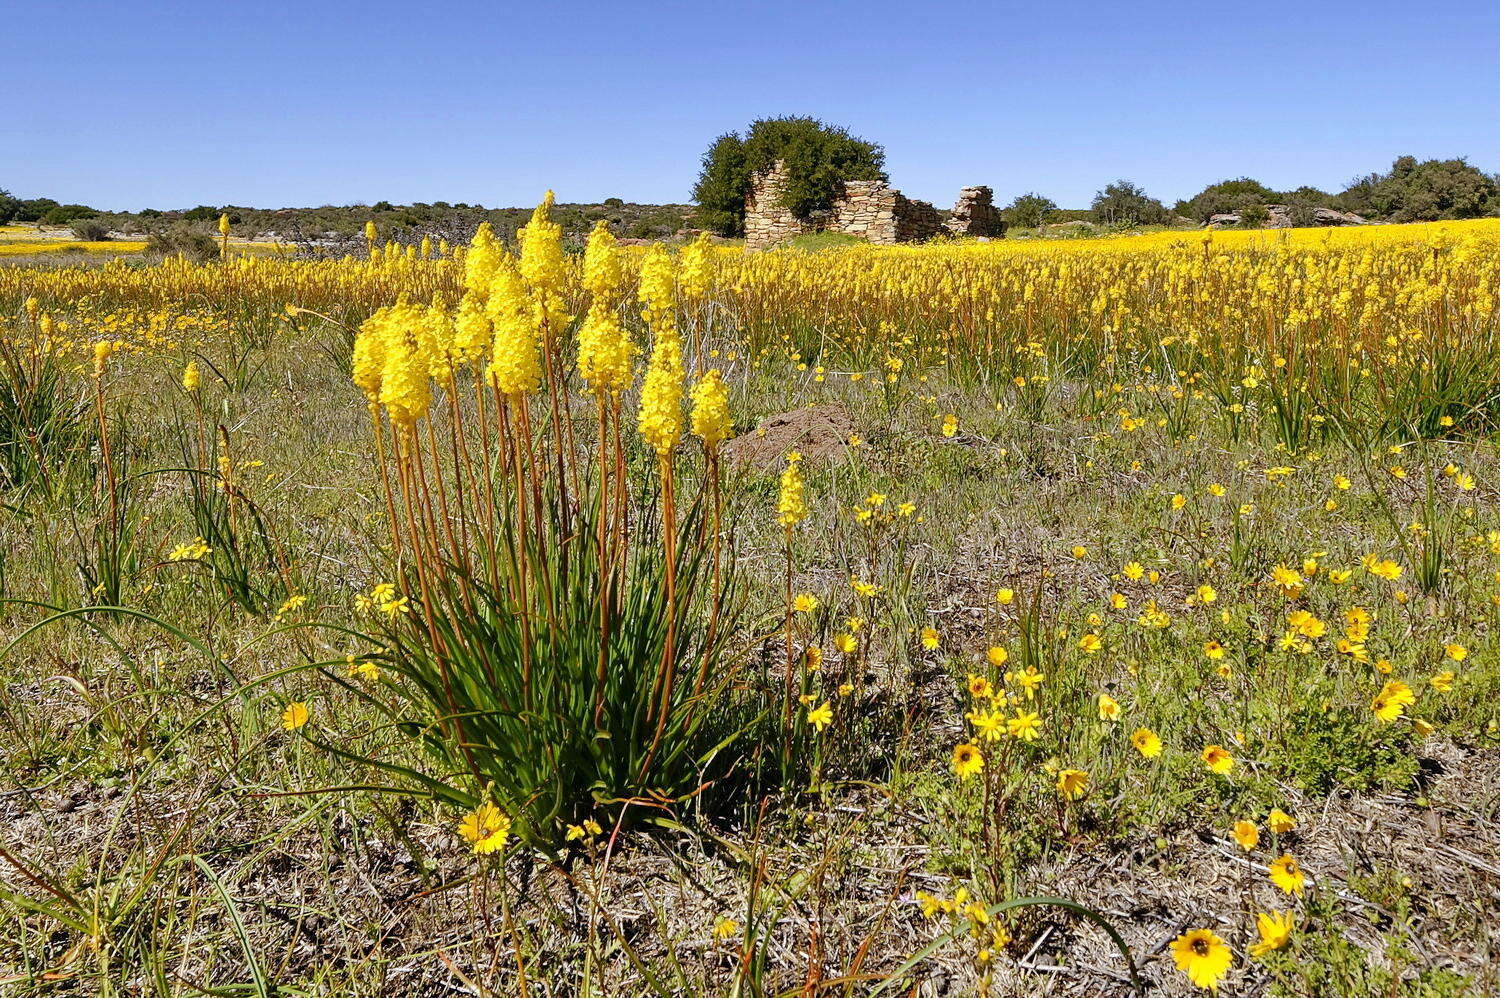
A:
1266;703;1418;795
337;481;763;853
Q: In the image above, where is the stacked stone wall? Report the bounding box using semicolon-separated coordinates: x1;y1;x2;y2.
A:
947;186;1004;238
744;165;815;249
894;192;945;241
744;162;992;249
830;180;899;242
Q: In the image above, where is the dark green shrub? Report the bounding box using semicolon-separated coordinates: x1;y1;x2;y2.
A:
1091;180;1168;227
70;219;110;241
12;198;58;222
145;225;218;262
1339;156;1499;221
1004;192;1058;229
40;204;99;225
1282;187;1336;226
692;132;753;235
1175;178;1279;222
1240;203;1269;227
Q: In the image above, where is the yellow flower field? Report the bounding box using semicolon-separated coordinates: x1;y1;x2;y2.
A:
0;209;1496;996
0;238;147;256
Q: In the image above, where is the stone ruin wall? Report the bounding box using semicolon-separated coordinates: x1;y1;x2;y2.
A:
744;162;1003;250
947;186;1003;238
830;180;946;244
742;164;810;249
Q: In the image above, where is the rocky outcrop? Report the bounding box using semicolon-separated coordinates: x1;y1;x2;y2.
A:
1312;206;1366;226
1209;205;1368;231
1266;204;1367;228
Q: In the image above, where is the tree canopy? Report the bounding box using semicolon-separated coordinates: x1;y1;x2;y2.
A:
691;117;886;236
1091;180;1168;227
1004;192;1058;229
1338;156;1499;222
1173;158;1499;226
1175;178;1284;222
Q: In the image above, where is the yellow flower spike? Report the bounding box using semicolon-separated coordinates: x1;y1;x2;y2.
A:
679;231;714;304
486;256;542;398
637;243;677;323
776;456;807;527
518;191;568;300
690;369;732;449
582;220;623;301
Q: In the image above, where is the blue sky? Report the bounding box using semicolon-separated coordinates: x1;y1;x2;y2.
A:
5;0;1497;211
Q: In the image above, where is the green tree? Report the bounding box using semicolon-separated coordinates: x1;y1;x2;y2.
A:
691;132;750;236
40;204;99;225
1004;192;1057;229
1091;180;1167;227
0;188;17;223
1281;186;1336;226
12;198;58;222
1238;203;1270;227
1339;156;1498;222
1175;177;1279;223
691;117;886;236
